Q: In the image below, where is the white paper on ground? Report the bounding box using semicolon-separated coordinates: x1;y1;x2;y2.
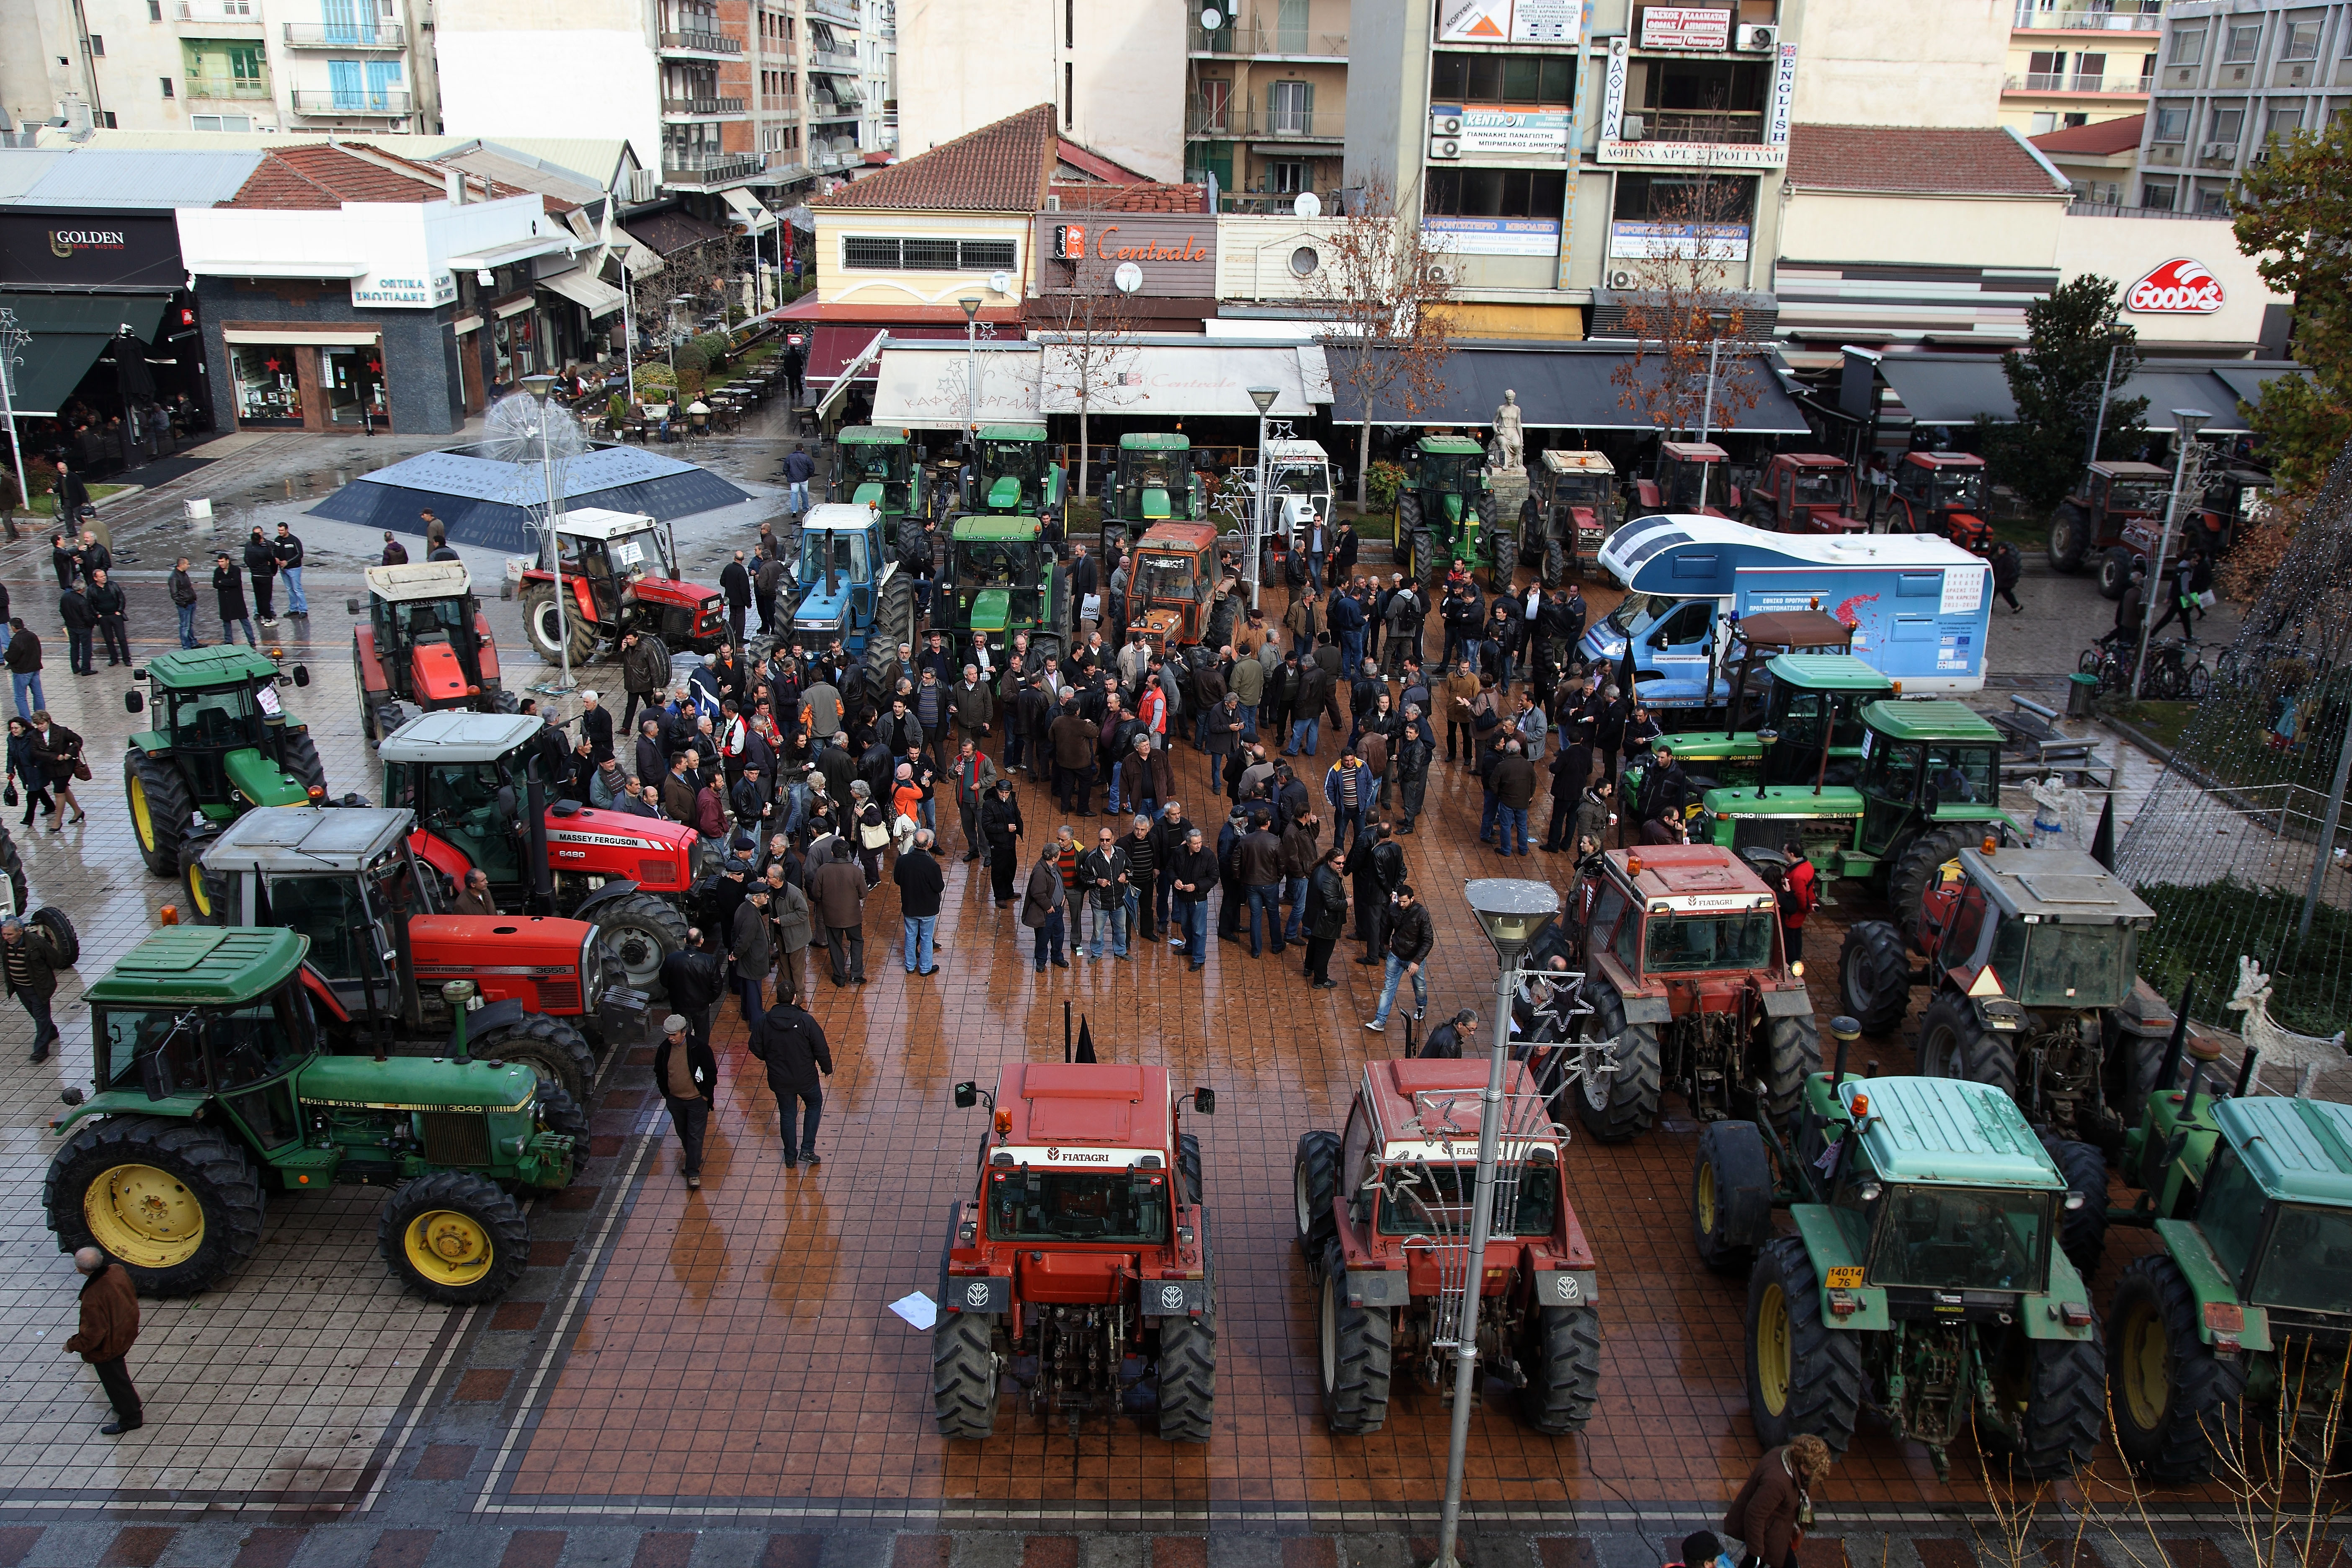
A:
889;1291;937;1330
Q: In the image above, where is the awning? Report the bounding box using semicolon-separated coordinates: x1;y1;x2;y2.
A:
723;190;779;235
1876;354;2017;426
221;325;383;345
447;234;577;270
191;260;369;279
807;322;976;386
1034;342;1332;418
0;292;168;417
870;343;1046;428
452;314;485;336
2210;362;2309;408
493;295;537;320
1878;353;2305;435
1326;343;1808;434
538;268;626;320
609;226;665;279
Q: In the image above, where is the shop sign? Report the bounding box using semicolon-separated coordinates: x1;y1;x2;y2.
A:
352;269;457;310
1423;217;1562;256
1032;214;1215;297
0;211;183;289
1607;221;1750;261
1639;5;1730;49
1431;106;1573;156
1596;33;1792;166
1766;41;1798;145
2126;257;2224;314
1438;0;1583;44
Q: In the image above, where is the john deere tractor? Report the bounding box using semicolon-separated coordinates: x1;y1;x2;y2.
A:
955;424;1067;526
944;516;1072;666
833;425;924;525
44;926;578;1305
1103;433;1207;547
1397;436;1498;588
123;647;328;892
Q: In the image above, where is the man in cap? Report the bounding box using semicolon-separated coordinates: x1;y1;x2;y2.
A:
652;1014;716;1189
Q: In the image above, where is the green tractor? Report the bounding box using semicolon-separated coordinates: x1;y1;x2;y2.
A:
833;425;924;524
943;515;1073;665
122;647;329;892
44;925;580;1305
1694;1043;2106;1480
1103;433;1207;547
957;424;1066;524
1397;436;1500;589
1647;646;1885;796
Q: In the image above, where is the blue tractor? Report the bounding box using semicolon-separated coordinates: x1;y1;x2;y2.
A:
787;501;916;696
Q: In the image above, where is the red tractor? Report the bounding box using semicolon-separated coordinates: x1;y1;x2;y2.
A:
1560;845;1819;1143
350;562;517;743
1124;520;1225;657
1292;1057;1601;1435
1742;453;1867;535
1633;441;1739;521
378;712;696;996
516;507;727;667
933;1062;1218;1442
1884;451;1994;552
2045;459;2169;586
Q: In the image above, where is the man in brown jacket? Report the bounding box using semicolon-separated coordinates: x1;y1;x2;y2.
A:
1723;1435;1831;1568
811;853;868;985
66;1247;142;1433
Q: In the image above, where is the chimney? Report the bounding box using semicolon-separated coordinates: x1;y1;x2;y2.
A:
444;168;465;205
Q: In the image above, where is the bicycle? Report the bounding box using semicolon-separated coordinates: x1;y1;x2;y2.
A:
2148;637;2210;702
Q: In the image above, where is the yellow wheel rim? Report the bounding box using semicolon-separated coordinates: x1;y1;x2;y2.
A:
185;861;212;918
1756;1282;1792;1416
129;775;155;854
2120;1295;2170;1432
85;1163;204;1268
403;1209;495;1287
1699;1162;1718;1236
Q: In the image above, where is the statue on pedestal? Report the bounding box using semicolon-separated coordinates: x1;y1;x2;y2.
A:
1492;389;1526;473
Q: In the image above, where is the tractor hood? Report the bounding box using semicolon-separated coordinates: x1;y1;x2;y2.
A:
967;588;1011;632
224;745;314;807
626;574;717;612
297;1052;538;1111
987;476;1022;510
1443;494;1463;524
794;581;852;631
853;481;886;508
410;643;471;705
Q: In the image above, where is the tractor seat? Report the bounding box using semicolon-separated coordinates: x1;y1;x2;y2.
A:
197;709;240;746
1140;486;1172;520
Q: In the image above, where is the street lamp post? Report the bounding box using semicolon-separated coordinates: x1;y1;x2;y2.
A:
1247;384;1278;612
666;294;694;384
0;308;29;542
960;295;983;443
2132;407;2210;701
522;373;577;695
1435;877;1564;1568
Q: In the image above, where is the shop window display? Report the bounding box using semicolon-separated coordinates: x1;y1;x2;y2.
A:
232;344;303;426
323;346;387;428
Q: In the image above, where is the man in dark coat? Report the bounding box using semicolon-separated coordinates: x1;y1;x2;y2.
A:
198;558;245;647
748;998;833;1166
86;569;129;667
655;928;725;1051
652;1013;717;1189
720;550;752;647
1300;844;1348;988
2;914;64;1061
730;885;774;1030
65;1246;142;1434
57;581;96;677
242;526;279;621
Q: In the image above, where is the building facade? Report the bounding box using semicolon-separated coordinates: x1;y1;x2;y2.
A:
2000;0;2161;135
2136;0;2352;214
1183;0;1351;210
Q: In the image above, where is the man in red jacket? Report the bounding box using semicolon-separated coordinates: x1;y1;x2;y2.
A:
1777;839;1819;964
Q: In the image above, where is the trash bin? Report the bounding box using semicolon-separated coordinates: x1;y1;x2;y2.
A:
2067;672;2099;719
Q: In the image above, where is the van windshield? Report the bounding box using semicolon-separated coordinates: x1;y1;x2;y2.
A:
1607;592;1679;635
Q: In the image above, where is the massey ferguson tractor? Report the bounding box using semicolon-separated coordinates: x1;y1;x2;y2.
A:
1633;441;1738;522
1518;449;1618;585
517;506;727;668
1563;845;1820;1143
349;562;518;743
190;806;650;1103
1293;1057;1602;1436
2045;459;2170;583
1885;451;1994;551
931;1062;1218;1442
377;712;695;995
1743;453;1867;536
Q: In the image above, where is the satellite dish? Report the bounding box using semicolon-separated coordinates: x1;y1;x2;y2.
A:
1293;191;1322;218
1200;7;1223;28
988;269;1013;294
1114;261;1144;294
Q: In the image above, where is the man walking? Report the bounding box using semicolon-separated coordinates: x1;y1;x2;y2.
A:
656;928;725;1050
782;445;816;514
621;631;668;738
168;557;200;649
1165;824;1215;971
748;995;832;1167
65;1246;142;1434
273;522;309;617
3;913;64;1061
1021;840;1069;971
1301;844;1348;989
895;827;944;974
1365;883;1432;1033
720;550;752;647
652;1014;716;1189
730;883;774;1030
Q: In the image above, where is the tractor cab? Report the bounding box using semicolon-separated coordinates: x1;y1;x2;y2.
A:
834;426;919;518
1921;845;2150;1012
517;507;724;665
1664;650;1889;792
1264;438;1336;531
1397;435;1494;583
1637;441;1736;520
966;424;1064;519
379;712;545;893
2191;465;2271;554
350;562;507;740
1519;449;1618;582
1747;453;1865;536
1890;452;1991;549
123;646;326;887
1125;521;1220;653
2049;459;2171;577
1108;434;1204;541
790;501;891;655
946;515;1068;661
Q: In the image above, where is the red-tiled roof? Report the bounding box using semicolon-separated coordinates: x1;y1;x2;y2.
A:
813;103;1057;211
2030;113;2145;157
1054;139;1150;184
1047;181;1207;213
1787;124;2070;196
220;144;446;209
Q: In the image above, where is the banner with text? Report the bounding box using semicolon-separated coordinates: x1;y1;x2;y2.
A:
1430;106;1573;156
1424;217;1563;257
1436;0;1583;44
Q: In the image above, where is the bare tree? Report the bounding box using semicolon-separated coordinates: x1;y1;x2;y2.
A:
1034;249;1142;505
1301;171;1457;507
1607;163;1764;451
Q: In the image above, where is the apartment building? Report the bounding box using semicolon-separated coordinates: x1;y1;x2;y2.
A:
1183;0;1351;209
0;0;439;138
2136;0;2352;212
2001;0;2161;135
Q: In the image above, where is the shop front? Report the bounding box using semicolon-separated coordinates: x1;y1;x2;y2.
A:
221;325;389;432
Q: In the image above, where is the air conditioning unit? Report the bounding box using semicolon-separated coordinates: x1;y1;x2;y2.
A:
626;168;658;201
1428;135;1461;159
1607;268;1637;289
1425;261;1457;284
1430;112;1462;134
2198;140;2235;160
1619;113;1646;141
1735;23;1775;50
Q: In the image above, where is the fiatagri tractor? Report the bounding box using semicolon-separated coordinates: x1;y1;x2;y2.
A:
1744;454;1867;536
1885;452;1994;552
788;501;916;694
1397;436;1500;588
1103;433;1208;547
517;507;726;667
191;806;650;1103
1634;441;1738;521
1125;520;1225;658
349;562;517;743
123;647;328;894
46;926;577;1305
1518;449;1618;585
378;712;695;995
932;1061;1218;1442
1693;1039;2106;1480
833;425;925;525
1293;1058;1602;1436
2046;460;2170;581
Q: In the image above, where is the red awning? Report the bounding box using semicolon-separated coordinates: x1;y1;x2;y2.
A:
807;322;1000;385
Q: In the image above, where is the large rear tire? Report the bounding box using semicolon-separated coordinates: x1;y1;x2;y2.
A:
1916;988;2019;1096
1887;824;1975;934
1156;1311;1217;1444
1693;1119;1774;1276
1317;1241;1392;1434
1760;1011;1820;1127
1293;1130;1339;1258
587;890;689;996
931;1308;1000;1440
2045;1134;2112;1277
1999;1326;2107;1480
46;1116;267;1297
1516;1304;1602;1434
378;1170;530;1305
2048;503;2091;572
865;575;916;698
1839;919;1914;1037
522;586;598;668
126;750;191;878
2097;546;2135;601
1573;983;1661;1143
279;729;329;800
1745;1235;1863;1454
474;1014;598;1105
2109;1253;2241;1483
1178;1130;1202;1205
30;905;78;968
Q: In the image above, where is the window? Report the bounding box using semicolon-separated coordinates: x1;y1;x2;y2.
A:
2074;50;2107;86
2151;101;2189;140
2224;23;2261;62
2065;111;2088;127
1195;77;1230;131
2210;104;2244;142
1268;78;1310;133
1267;159;1308;194
1424;167;1568;218
1867;1187;2051;1293
1064;60;1072;126
161;76;175;96
2198;183;2231;213
2268;105;2304;138
1429;51;1576;105
1064;0;1072;47
148;0;160;17
841;236;1016;271
2028;49;2065;78
2168;26;2204;64
2030;111;2057;134
89;34;104;54
2283;20;2321;60
2142;178;2176;209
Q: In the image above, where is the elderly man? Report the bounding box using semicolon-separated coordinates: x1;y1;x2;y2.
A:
652;1014;716;1189
452;869;498;916
65;1246;142;1434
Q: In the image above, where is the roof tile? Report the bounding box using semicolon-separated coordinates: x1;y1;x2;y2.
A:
1788;124;2070;197
218;142;526;209
1046;181;1206;213
812;103;1057;211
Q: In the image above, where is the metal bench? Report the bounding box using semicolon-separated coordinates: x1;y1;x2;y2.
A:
1990;694;2116;789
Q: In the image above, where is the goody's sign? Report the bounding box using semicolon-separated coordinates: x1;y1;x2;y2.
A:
2128;258;2224;315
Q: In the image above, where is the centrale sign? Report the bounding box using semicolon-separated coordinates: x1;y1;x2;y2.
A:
1092;225;1208;263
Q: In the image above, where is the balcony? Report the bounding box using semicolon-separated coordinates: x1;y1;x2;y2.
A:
809;44;859;70
663;95;746;115
1184;103;1344;142
662;149;767;187
1630;108;1765;143
289;89;413;115
185;75;272;99
807;0;859;27
2004;70;2155;92
1188;23;1347;57
809;94;859;120
282;22;405;46
2012;3;2163;31
659;29;743;56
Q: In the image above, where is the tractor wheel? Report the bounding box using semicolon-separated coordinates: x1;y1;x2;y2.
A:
1885;498;1916;535
1916;989;2019;1096
490;687;521;715
1572;983;1661;1143
1516;1302;1602;1434
2116;1031;2175;1124
0;824;27;913
1994;1323;2107;1480
931;1308;999;1440
177;838;224;926
2044;1135;2112;1278
1397;490;1422;552
2097;546;2135;601
1746;1235;1863;1454
521;587;597;668
1693;1119;1774;1276
1760;1011;1821;1127
1293;1130;1340;1257
126;750;192;878
1887;824;1976;934
1517;495;1540;560
1317;1239;1392;1435
1542;537;1569;589
1485;529;1516;591
865;575;916;698
46;1115;267;1297
1156;1310;1217;1444
533;1083;590;1144
2048;503;2091;572
378;1170;531;1305
280;730;328;801
1838;920;1915;1037
474;1014;597;1105
1413;528;1441;591
588;891;690;996
1178;1131;1202;1205
2108;1253;2243;1483
30;906;78;968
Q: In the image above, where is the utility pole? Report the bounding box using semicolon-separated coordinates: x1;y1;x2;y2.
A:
0;309;29;542
2132;408;2208;701
1247;385;1277;612
522;375;577;694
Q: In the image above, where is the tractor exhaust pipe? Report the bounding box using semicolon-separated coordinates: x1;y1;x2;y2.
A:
1831;1014;1859;1085
525;771;554;916
2153;981;2195;1106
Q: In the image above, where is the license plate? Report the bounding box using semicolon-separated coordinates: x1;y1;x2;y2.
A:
1825;1266;1864;1289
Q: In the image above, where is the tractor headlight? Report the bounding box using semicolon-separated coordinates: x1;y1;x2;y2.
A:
580;932;603;998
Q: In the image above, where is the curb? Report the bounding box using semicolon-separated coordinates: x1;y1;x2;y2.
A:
2095;712;2174;765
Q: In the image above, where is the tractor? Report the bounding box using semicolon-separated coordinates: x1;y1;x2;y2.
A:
1743;453;1867;536
1692;1057;2106;1479
377;711;694;996
1518;449;1618;585
1885;452;1994;551
1292;1057;1602;1436
952;424;1067;526
1633;441;1738;521
788;500;915;694
122;647;327;893
1837;843;2177;1272
1641;637;1879;796
190;806;651;1103
1124;520;1225;658
349;561;517;743
1259;438;1338;579
932;1062;1218;1442
1559;845;1820;1144
44;925;578;1304
1103;433;1208;547
2045;459;2169;578
833;424;924;524
1699;697;2019;917
1396;436;1498;588
2099;463;2275;600
517;506;727;668
943;516;1072;666
2186;464;2272;557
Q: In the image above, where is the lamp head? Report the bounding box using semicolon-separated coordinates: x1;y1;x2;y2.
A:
2172;407;2212;444
1248;385;1278;415
521;373;556;402
959;296;982;321
1463;877;1560;961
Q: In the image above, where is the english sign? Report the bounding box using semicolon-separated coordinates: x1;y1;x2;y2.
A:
0;210;184;290
1032;213;1215;297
